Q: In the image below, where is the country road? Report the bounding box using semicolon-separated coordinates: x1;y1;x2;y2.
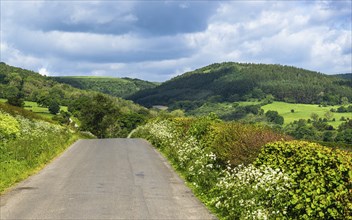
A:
0;138;216;219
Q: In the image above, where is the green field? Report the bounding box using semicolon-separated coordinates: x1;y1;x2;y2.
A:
0;99;67;119
262;102;351;127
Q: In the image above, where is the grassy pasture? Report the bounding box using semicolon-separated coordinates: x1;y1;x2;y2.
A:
191;100;351;127
0;99;68;119
262;102;351;127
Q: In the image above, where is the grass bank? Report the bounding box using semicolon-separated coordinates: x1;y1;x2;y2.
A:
0;104;89;194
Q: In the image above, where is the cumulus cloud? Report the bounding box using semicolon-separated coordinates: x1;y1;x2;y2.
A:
38;67;50;76
0;0;351;81
183;1;352;74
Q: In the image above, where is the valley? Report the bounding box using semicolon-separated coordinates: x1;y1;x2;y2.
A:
1;62;351;219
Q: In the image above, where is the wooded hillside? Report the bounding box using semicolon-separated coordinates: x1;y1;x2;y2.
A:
52;76;158;98
128;62;352;107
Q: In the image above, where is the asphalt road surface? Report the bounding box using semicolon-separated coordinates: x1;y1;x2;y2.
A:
0;138;216;219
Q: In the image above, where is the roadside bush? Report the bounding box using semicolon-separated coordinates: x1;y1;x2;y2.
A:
133;119;220;191
207;122;291;166
209;164;292;220
0;111;20;140
134;118;351;219
255;141;352;219
0;108;77;193
133;117;294;219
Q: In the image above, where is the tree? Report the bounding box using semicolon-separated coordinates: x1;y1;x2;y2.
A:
335;129;352;144
53;110;71;125
347;105;352;112
310;113;319;121
324;111;334;121
337;106;347;113
265;110;284;125
49;101;60;115
341;97;349;105
323;131;334;142
263;94;274;104
77;94;121;138
6;88;24;107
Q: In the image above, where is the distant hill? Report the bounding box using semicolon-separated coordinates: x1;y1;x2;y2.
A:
0;62;144;111
128;62;352;108
334;73;352;80
52;76;158;98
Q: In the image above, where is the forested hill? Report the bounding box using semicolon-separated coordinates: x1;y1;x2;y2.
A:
334;73;352;80
0;62;142;111
52;76;158;98
128;62;352;107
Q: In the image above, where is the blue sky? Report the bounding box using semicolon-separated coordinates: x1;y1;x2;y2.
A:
1;0;351;81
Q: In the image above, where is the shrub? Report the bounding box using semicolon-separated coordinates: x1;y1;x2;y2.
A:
133;118;351;220
255;141;352;219
206;122;291;166
48;101;60;114
133;117;294;219
209;164;292;220
0;111;20;140
265;110;284;125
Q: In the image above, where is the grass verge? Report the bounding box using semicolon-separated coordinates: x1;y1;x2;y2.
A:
0;133;81;194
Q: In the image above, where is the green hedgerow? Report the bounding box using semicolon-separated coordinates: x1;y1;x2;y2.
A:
255;141;352;219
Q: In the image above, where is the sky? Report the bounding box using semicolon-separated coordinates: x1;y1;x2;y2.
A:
0;0;351;82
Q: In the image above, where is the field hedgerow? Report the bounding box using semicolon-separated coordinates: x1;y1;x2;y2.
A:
255;141;352;219
133;117;352;220
132;118;293;219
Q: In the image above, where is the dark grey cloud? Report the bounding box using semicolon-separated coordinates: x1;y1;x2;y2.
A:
2;1;137;34
4;27;193;63
134;1;218;35
3;1;217;36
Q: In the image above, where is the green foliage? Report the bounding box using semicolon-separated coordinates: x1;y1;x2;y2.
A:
74;94;122;138
129;62;352;107
0;111;20;139
334;73;352;80
265;110;284;125
0;106;79;193
133;117;293;219
70;94;149;138
284;118;352;146
52;110;71;125
260;101;351;127
255;141;352;219
210;164;292;219
52;76;158;98
48;101;60;114
7;93;25;107
0;102;51;122
0;63;92;106
335;129;352;144
133;118;351;219
206;122;291;166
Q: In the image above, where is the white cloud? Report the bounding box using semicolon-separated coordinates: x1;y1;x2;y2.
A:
182;1;351;75
0;0;350;81
38;67;50;76
0;42;44;71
